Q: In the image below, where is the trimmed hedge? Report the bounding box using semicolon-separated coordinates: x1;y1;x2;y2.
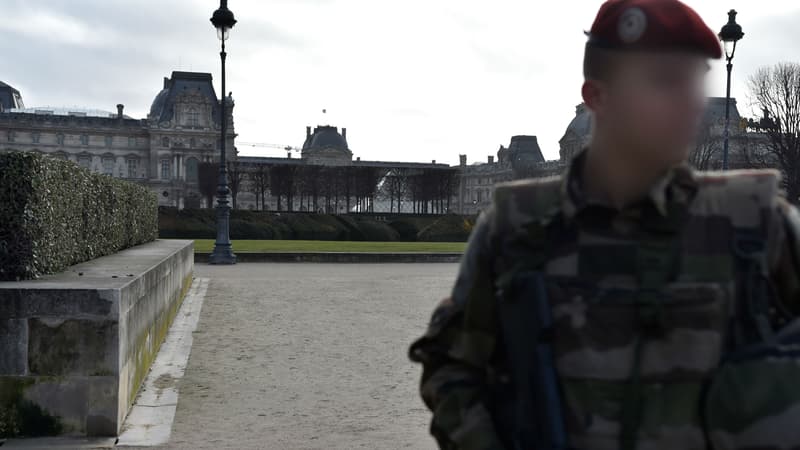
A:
0;152;158;281
417;214;475;242
159;208;471;242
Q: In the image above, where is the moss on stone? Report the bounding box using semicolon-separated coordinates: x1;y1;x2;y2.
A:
127;273;193;407
0;377;63;437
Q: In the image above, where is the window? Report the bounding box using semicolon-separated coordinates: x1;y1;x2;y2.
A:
185;157;199;182
161;159;171;180
477;189;483;203
190;137;196;148
128;137;135;147
31;132;40;144
80;134;89;146
162;137;169;148
78;155;91;169
102;157;115;176
105;136;113;147
7;131;15;142
186;107;200;127
126;158;139;178
57;134;65;146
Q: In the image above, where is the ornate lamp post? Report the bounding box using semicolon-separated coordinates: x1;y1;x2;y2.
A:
718;9;744;171
209;0;237;264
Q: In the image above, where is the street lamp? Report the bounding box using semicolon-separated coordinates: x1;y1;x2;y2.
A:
209;0;237;265
718;9;744;171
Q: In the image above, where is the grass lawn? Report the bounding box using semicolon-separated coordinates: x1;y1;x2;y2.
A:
187;239;467;253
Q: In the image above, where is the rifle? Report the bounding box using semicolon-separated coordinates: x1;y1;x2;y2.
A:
494;268;567;450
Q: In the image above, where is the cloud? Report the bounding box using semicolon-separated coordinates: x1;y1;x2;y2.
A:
1;0;798;164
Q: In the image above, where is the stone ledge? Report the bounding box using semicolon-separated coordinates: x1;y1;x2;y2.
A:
0;239;193;438
195;251;462;263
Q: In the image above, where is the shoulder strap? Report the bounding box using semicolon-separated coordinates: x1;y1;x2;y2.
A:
490;176;568;450
693;169;782;349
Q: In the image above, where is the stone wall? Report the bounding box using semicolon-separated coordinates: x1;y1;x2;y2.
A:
0;239;194;437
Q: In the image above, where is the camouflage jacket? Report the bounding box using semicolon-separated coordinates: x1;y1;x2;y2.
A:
409;151;800;450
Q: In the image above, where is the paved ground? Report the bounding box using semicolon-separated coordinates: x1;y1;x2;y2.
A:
158;263;458;450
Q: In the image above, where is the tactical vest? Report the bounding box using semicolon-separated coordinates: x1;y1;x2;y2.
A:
489;169;800;450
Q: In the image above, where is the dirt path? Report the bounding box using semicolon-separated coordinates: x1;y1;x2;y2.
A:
161;263;457;450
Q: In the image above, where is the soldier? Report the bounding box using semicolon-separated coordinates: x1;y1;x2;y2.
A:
409;1;800;449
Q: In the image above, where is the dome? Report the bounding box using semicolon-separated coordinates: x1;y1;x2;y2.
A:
302;125;349;151
559;103;592;161
560;103;592;144
148;88;170;120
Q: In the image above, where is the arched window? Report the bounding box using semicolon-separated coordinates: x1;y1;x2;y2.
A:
185;157;199;182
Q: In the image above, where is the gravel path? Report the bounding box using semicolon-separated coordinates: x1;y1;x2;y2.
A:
160;263;458;450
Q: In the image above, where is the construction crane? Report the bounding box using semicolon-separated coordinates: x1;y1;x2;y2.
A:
237;142;302;153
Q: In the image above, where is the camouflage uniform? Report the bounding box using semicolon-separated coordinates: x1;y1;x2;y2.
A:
409;150;800;450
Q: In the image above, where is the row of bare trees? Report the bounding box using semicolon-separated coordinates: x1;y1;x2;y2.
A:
378;168;460;214
687;62;800;202
744;62;800;203
197;161;458;213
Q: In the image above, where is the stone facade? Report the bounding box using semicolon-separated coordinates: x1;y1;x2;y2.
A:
454;135;564;215
0;71;235;208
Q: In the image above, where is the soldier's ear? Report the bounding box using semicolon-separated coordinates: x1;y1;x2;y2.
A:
582;80;604;117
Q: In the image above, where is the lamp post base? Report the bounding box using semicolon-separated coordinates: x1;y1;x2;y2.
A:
209;244;237;265
209;201;237;265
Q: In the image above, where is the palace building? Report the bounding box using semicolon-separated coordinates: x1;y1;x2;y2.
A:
2;73;764;216
0;71;235;208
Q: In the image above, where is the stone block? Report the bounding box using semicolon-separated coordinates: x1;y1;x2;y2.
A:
0;319;27;375
27;319;117;377
0;239;193;437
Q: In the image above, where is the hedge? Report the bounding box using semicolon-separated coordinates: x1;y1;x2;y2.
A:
0;152;158;281
417;214;475;242
159;208;471;242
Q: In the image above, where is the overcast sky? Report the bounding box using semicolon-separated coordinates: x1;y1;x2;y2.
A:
1;0;798;164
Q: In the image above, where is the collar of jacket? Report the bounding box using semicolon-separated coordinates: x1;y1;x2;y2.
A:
559;148;699;223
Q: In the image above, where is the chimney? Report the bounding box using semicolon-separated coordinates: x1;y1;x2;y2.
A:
459;154;467;166
432;160;436;164
342;127;347;139
288;152;292;159
357;156;361;161
306;126;311;138
116;104;124;119
164;77;170;89
488;155;494;164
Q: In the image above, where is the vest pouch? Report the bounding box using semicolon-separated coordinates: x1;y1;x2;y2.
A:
704;319;800;450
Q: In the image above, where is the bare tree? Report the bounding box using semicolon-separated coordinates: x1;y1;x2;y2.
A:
687;125;722;171
269;164;300;212
381;168;409;213
249;165;270;210
198;162;218;209
749;63;800;202
227;160;246;210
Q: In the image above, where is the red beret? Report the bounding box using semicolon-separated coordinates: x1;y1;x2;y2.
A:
587;0;722;59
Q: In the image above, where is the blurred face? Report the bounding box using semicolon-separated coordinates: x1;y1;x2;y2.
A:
586;51;710;168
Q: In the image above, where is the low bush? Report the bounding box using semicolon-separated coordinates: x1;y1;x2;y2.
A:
417;214;475;242
159;208;472;243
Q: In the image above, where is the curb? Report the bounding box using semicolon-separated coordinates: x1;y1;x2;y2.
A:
194;252;463;263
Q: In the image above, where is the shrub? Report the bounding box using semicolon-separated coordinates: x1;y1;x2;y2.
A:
0;152;158;281
158;208;471;243
353;219;400;242
388;217;429;241
417;214;475;242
